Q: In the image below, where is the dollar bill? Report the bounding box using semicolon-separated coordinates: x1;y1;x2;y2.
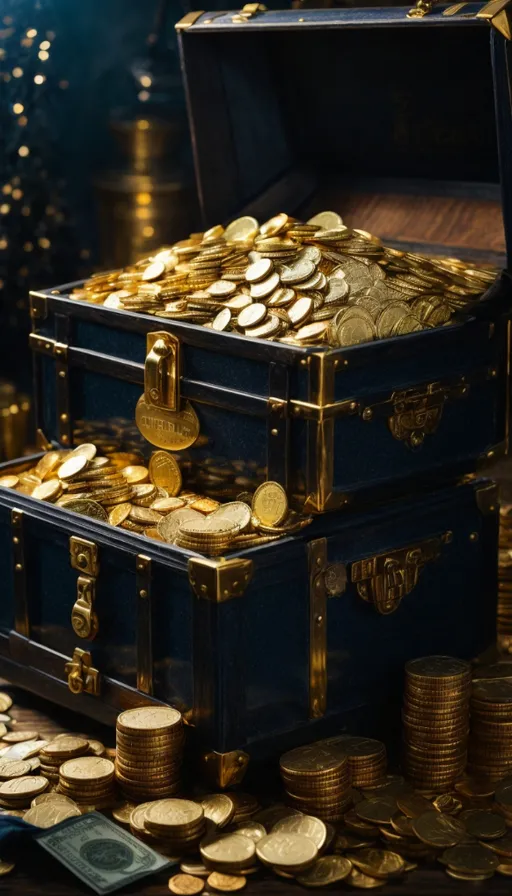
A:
36;811;172;894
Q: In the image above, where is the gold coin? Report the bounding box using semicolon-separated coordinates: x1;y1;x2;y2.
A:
58;455;89;481
272;815;327;850
149;451;182;496
0;776;48;799
440;844;499;874
347;869;386;889
296;855;353;887
256;832;317;871
23;801;81;827
109;503;132;526
201;794;235;828
252;481;288;528
60;756;114;783
31;793;78;808
348;849;405;879
32;480;62;502
235;822;266;842
207;872;246;892
0;862;14;875
0;760;32;779
168;874;205;895
2;730;38;744
0;476;19;489
201;833;256;869
117;706;182;734
0;694;12;713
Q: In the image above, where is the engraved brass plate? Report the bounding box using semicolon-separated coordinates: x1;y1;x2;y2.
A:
64;648;100;696
135;395;199;451
351;535;450;614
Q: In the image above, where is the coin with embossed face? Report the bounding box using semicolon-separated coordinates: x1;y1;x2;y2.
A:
252;482;288;528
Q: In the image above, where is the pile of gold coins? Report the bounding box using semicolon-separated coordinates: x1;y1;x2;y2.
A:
5;661;512;887
402;656;471;791
469;676;512;782
71;210;498;348
0;444;311;557
279;744;352;822
115;707;184;802
498;503;512;653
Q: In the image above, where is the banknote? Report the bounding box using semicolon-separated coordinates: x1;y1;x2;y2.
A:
36;811;172;893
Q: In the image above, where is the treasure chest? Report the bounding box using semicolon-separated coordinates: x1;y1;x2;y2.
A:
0;466;499;781
27;1;512;511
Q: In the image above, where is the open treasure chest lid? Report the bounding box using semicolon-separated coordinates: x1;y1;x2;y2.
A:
176;1;512;269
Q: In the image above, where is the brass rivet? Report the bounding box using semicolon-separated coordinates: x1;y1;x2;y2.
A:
271;428;278;436
469;532;479;542
15;563;22;571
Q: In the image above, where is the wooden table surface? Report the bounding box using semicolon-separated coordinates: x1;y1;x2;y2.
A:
1;683;511;896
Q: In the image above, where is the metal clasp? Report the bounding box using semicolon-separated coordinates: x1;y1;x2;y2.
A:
70;537;99;640
64;648;100;696
351;534;451;615
72;576;98;640
144;331;180;412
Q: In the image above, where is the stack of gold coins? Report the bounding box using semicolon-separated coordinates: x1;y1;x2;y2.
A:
279;743;351;822
58;756;116;806
115;706;184;801
0;775;49;809
498;504;512;654
319;736;387;788
402;656;471;791
39;736;90;783
469;678;512;781
144;799;206;853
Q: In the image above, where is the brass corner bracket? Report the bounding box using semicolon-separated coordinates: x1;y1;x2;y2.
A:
188;557;253;603
477;0;512;38
200;749;250;789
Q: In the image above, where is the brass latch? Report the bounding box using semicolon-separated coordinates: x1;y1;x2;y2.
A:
361;379;468;450
64;648;100;696
232;2;267;20
351;533;452;615
70;537;99;640
144;331;180;412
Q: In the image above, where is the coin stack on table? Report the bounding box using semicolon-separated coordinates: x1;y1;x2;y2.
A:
402;656;471;791
40;735;90;783
498;504;512;653
115;706;184;802
71;211;498;349
58;756;116;806
469;677;512;781
320;736;387;788
279;743;352;822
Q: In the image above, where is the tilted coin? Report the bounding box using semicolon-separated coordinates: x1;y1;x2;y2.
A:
201;794;235;828
252;481;288;528
168;874;205;895
348;849;405;879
